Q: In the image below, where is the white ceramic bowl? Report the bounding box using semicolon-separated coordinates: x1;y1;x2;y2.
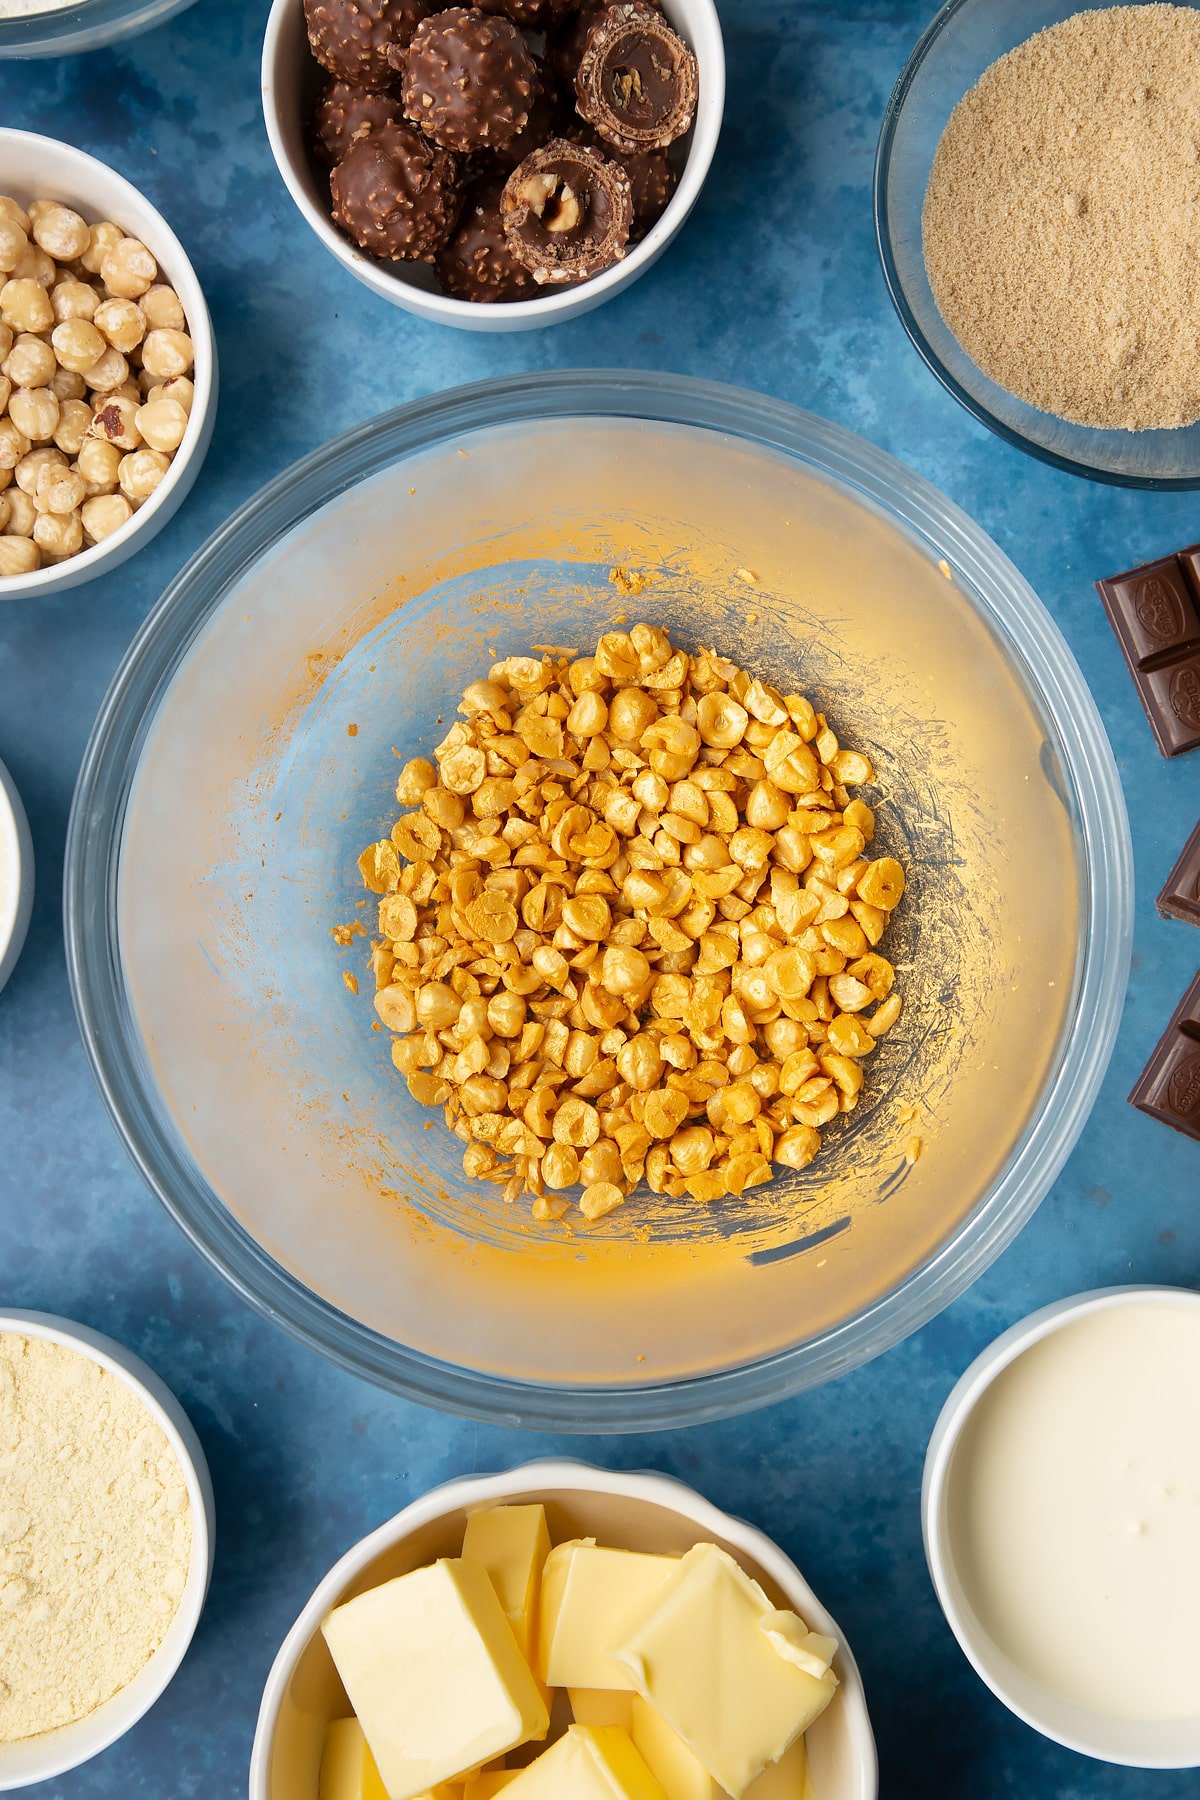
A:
0;1309;215;1791
923;1285;1200;1768
0;130;217;600
261;0;725;332
0;756;32;996
250;1460;877;1800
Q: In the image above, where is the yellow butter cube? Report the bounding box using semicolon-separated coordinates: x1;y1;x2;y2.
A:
321;1558;549;1800
320;1718;389;1800
743;1734;809;1799
538;1541;678;1690
318;1718;461;1800
463;1506;551;1660
613;1545;837;1799
571;1688;635;1729
504;1725;667;1799
630;1697;718;1800
463;1776;518;1799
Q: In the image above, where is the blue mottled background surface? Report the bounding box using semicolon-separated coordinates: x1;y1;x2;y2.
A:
1;1;1199;1794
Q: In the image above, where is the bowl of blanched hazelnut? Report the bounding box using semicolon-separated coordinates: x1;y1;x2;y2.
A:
0;131;216;598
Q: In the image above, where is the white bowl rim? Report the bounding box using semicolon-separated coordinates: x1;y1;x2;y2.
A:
259;0;726;328
922;1284;1200;1768
0;1308;215;1790
0;755;32;996
249;1458;878;1799
0;127;217;599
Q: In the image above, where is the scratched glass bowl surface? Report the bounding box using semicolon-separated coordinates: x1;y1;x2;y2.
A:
65;373;1131;1428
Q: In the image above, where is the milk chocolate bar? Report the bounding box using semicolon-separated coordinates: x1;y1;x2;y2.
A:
1096;545;1200;756
1129;970;1200;1143
1159;820;1200;926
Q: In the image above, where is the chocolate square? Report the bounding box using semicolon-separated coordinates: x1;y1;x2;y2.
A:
1129;970;1200;1143
1097;544;1200;757
1159;820;1200;926
1141;658;1200;756
1101;557;1200;665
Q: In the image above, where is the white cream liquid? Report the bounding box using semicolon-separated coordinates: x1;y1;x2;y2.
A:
947;1301;1200;1720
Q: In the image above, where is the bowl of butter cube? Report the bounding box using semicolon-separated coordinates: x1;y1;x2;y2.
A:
250;1459;876;1800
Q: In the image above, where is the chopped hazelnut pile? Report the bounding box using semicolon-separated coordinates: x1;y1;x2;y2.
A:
0;196;195;578
356;625;906;1221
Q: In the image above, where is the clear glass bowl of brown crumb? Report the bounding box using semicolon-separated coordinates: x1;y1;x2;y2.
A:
875;0;1200;486
65;371;1131;1428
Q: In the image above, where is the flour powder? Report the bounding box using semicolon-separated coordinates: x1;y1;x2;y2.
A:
0;1332;194;1742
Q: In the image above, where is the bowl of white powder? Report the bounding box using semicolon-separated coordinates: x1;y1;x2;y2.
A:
0;1311;214;1790
0;0;199;59
875;0;1200;486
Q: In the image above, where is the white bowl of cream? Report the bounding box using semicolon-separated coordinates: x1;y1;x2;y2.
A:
924;1285;1200;1767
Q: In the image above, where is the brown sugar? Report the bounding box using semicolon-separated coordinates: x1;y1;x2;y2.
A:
923;4;1200;432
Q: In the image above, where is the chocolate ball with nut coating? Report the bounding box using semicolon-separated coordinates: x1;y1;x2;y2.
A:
331;121;464;260
436;177;538;301
311;80;406;169
304;0;432;89
501;137;632;284
476;0;575;30
488;56;567;171
401;6;540;155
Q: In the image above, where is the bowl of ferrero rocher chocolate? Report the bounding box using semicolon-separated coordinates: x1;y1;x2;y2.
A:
260;0;725;329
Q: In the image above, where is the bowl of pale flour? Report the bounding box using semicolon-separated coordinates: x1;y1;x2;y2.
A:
0;1311;214;1790
875;0;1200;486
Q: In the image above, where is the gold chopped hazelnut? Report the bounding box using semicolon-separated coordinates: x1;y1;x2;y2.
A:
352;626;906;1218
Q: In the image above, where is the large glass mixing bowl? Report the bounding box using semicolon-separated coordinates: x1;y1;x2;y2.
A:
65;373;1132;1429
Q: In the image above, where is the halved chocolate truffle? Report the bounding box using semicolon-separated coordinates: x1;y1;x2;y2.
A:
575;2;697;150
501;138;633;283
